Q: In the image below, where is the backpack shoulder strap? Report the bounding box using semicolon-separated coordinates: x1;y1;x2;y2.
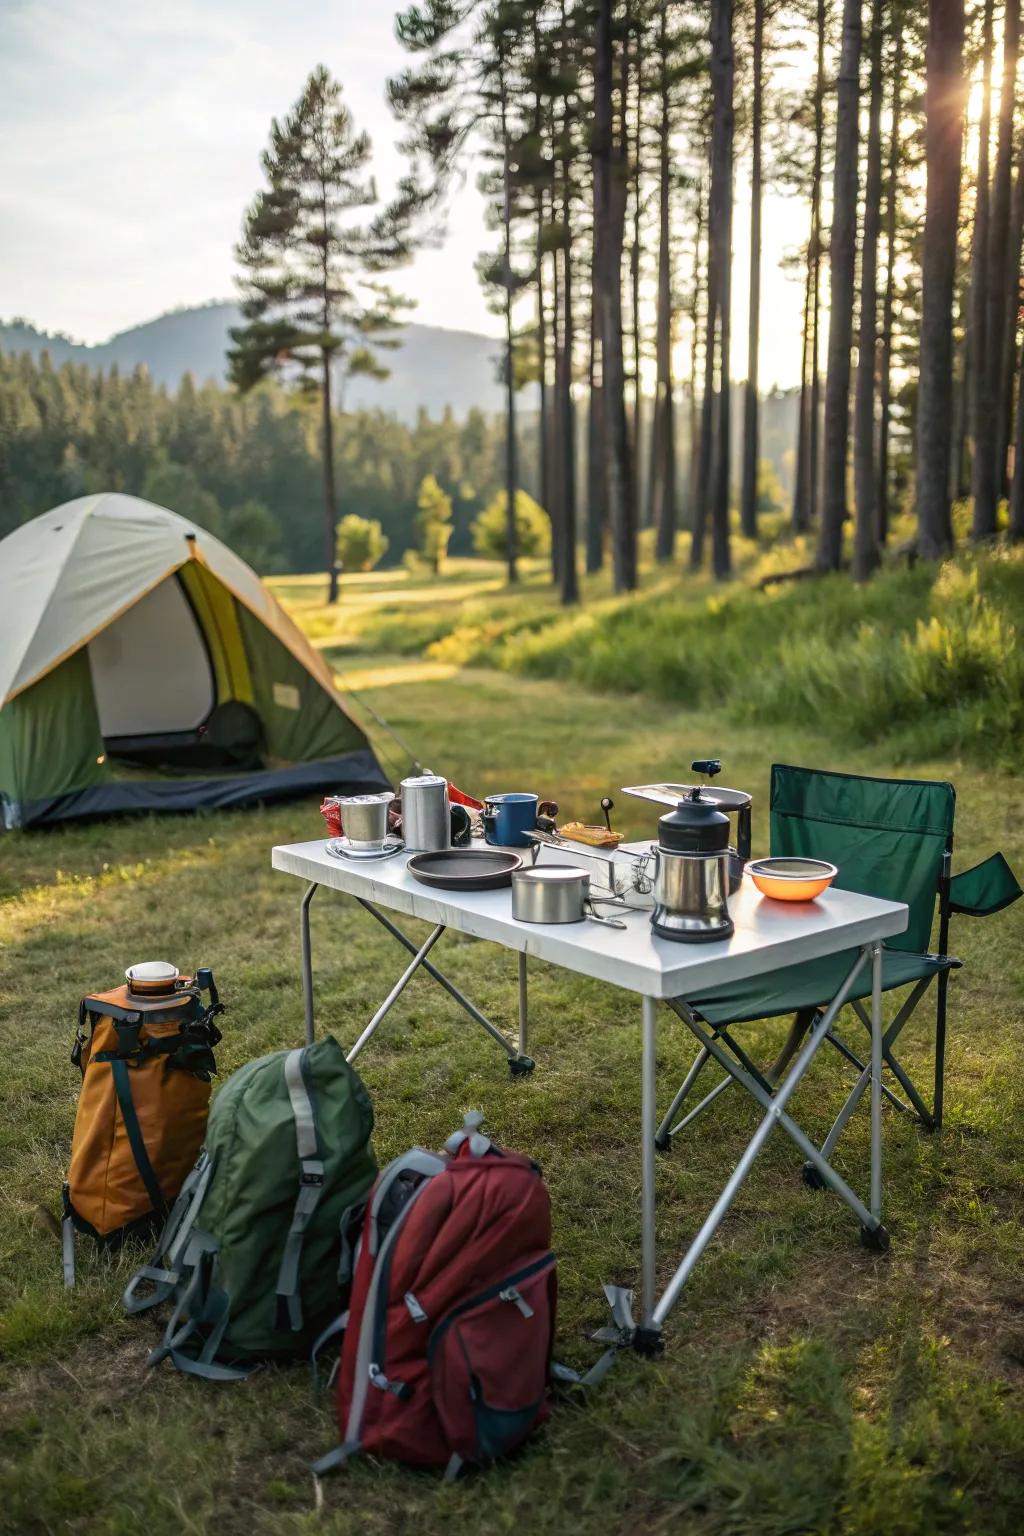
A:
367;1148;447;1256
276;1047;326;1332
123;1150;215;1314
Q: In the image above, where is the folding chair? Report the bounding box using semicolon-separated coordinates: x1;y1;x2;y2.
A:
656;764;1022;1176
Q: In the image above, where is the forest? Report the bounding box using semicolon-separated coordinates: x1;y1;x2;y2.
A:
0;351;520;569
3;0;1023;603
389;0;1024;596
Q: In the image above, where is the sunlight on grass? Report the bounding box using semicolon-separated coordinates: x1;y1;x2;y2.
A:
332;659;459;689
3;561;1024;1533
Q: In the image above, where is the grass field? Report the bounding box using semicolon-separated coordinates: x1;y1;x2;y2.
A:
2;562;1024;1535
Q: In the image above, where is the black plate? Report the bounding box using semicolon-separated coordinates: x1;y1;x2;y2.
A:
407;850;523;890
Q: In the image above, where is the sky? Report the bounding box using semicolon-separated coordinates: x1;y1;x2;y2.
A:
0;0;808;387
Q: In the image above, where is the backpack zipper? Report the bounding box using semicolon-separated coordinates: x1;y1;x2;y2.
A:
425;1253;554;1363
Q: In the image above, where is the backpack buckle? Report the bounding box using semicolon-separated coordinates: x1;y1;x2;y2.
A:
301;1160;325;1187
113;1017;144;1057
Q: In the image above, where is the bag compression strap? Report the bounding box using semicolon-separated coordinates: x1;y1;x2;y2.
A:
148;1231;252;1381
276;1048;325;1331
110;1057;167;1217
123;1151;215;1314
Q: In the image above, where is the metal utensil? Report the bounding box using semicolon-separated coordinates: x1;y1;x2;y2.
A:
601;796;614;832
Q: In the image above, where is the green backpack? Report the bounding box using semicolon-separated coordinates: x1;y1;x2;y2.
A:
123;1035;376;1378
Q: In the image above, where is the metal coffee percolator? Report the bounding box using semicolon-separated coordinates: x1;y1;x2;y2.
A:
650;787;735;943
400;773;450;851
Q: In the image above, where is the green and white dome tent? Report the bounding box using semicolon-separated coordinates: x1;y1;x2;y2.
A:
0;494;389;828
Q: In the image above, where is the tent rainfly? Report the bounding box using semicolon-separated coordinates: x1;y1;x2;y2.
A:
0;494;390;828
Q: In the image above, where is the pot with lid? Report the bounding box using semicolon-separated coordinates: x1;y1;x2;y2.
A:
650;787;734;943
125;960;182;997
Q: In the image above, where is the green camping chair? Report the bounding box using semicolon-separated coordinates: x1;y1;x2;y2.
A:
656;764;1021;1177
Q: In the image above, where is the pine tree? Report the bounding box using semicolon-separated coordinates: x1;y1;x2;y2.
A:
916;0;966;559
229;66;412;603
817;0;862;572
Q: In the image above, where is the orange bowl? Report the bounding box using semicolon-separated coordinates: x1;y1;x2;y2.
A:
748;857;838;902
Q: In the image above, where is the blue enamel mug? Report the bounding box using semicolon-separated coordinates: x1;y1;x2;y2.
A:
481;793;558;848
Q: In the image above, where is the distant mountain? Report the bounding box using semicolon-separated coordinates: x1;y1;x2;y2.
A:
0;302;519;421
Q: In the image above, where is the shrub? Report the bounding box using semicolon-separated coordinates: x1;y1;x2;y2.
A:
472;489;552;561
336;513;389;573
416;475;453;574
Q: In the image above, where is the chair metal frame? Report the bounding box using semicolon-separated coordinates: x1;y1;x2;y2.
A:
655;811;959;1167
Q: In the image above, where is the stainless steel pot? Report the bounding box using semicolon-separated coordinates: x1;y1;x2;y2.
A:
512;865;627;927
650;848;734;942
336;791;394;850
400;774;450;852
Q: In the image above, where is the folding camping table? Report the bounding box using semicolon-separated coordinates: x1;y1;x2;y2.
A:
271;837;908;1348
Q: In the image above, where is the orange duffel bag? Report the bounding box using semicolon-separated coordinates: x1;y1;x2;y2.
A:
62;962;224;1284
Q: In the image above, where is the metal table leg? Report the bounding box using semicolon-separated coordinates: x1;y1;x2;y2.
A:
346;923;446;1064
356;898;532;1073
518;952;529;1058
641;996;658;1330
870;940;883;1221
300;883;318;1047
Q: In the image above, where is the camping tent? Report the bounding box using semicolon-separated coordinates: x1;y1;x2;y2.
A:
0;494;389;828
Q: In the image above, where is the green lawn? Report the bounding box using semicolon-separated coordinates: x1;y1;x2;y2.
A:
2;578;1024;1534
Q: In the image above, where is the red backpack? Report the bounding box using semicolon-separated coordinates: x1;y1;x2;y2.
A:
313;1113;556;1480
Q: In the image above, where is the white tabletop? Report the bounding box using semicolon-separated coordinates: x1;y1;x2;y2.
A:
272;839;908;1001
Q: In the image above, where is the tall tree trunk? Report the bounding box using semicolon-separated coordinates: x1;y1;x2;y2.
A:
321;348;339;603
500;65;518;584
533;34;554;584
793;245;813;532
916;0;966;559
551;236;564;582
817;0;862;571
687;178;704;527
596;0;636;591
537;195;554;580
691;176;717;568
794;0;825;542
586;289;606;571
967;0;993;525
808;0;826;527
1000;134;1024;495
739;0;764;541
631;41;644;522
559;134;579;603
973;0;1016;538
1011;333;1024;535
878;25;903;539
994;3;1023;499
696;0;734;578
653;5;677;563
710;0;734;580
853;0;884;580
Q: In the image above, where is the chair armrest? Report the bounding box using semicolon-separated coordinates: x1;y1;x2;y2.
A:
948;852;1022;917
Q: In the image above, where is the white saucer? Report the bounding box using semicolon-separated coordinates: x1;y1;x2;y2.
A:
326;836;404;861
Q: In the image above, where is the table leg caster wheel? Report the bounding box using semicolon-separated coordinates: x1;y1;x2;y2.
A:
631;1326;664;1357
801;1160;827;1191
860;1222;890;1253
509;1054;535;1077
654;1132;671;1153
